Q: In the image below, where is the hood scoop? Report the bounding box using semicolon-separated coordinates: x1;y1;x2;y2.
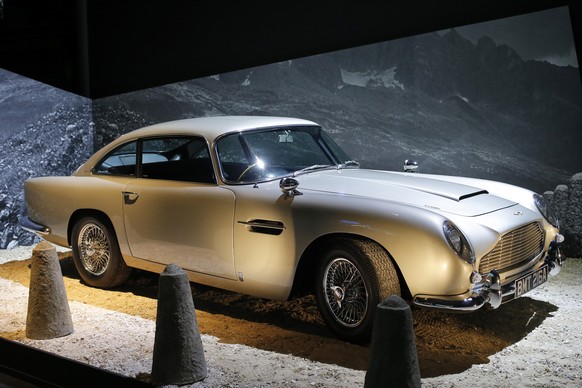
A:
390;178;489;202
458;190;489;200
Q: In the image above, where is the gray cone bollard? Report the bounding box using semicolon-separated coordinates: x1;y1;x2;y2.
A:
26;241;74;340
365;295;421;388
151;263;207;385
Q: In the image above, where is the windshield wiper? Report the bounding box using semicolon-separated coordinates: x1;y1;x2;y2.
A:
338;160;360;169
293;164;334;176
293;161;360;176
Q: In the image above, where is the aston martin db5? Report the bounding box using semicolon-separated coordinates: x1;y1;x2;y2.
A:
21;116;564;341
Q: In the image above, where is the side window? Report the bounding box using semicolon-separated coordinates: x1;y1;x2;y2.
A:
140;137;215;184
93;141;137;176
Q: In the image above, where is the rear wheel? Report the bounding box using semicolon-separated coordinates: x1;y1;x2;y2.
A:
71;216;131;288
315;238;400;343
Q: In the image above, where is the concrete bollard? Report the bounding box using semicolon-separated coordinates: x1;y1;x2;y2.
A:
26;241;74;339
364;295;421;388
151;264;207;385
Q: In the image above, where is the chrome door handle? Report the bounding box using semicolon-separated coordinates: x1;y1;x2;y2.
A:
123;191;140;204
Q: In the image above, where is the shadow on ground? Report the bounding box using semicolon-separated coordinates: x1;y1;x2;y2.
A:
1;253;558;378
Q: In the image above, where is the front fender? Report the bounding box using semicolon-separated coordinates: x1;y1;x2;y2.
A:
290;191;476;298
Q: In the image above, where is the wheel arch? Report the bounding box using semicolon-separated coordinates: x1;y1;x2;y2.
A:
291;233;411;300
68;208;132;289
67;209;115;246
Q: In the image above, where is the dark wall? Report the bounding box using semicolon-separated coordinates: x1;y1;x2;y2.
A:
0;0;579;98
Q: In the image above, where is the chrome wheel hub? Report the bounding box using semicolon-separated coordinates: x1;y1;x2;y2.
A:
323;258;368;327
78;223;110;276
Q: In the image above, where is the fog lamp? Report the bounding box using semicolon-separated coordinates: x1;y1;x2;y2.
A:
470;271;482;284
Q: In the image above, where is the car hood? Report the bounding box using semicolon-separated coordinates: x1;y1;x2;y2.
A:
294;169;517;217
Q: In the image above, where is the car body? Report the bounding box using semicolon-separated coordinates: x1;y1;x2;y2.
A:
21;116;564;342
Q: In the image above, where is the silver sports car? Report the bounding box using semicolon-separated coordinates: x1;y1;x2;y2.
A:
21;116;564;342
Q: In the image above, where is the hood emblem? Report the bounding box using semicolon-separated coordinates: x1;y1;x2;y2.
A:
514;211;523;216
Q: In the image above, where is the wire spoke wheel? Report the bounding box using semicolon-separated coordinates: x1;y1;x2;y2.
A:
316;238;400;343
78;223;111;276
323;258;368;327
72;216;131;289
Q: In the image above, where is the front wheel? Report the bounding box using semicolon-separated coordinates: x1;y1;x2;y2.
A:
71;216;131;288
315;238;400;343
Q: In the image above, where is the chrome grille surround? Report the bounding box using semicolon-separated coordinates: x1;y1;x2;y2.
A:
479;222;545;274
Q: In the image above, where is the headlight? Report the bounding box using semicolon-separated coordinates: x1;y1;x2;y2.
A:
443;221;475;264
533;193;559;228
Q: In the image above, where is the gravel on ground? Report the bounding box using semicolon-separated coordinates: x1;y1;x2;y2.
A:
1;245;581;387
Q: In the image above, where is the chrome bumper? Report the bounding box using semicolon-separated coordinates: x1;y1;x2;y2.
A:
19;216;50;236
414;235;565;312
413;270;501;312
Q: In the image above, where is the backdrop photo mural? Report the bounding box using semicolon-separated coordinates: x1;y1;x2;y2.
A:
0;69;92;249
1;6;580;251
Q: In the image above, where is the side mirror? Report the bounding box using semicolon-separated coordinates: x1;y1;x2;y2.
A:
404;159;419;173
279;177;303;198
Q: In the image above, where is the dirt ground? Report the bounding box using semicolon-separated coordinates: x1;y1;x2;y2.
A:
0;248;562;382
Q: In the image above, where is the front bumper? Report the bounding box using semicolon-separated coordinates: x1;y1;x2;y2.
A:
413;236;565;312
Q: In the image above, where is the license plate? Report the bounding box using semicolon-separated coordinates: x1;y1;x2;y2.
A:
514;265;549;298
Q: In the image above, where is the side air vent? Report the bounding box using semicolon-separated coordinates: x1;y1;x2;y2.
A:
238;219;285;236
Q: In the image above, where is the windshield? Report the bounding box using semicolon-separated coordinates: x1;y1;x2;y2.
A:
216;125;355;183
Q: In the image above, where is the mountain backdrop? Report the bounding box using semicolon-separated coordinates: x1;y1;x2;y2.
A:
94;29;582;192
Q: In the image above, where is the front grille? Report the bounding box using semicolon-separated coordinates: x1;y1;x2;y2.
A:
479;222;544;273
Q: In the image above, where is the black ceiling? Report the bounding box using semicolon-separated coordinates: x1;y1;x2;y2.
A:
0;0;579;99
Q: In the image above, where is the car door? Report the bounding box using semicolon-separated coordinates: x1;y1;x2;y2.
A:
122;136;237;280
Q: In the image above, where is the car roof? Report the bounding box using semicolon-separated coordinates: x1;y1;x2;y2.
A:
123;116;319;143
78;116;321;175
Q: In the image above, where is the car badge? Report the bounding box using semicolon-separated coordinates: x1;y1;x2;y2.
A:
514;211;523;216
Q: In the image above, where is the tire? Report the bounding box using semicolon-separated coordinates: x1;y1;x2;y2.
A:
315;238;400;343
71;216;131;289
